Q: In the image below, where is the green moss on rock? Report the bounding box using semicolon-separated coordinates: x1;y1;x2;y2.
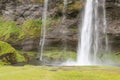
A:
0;41;25;64
0;41;15;56
56;1;83;18
22;19;42;38
0;20;24;43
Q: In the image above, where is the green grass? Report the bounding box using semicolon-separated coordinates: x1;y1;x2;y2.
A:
102;53;120;64
0;66;120;80
44;50;76;61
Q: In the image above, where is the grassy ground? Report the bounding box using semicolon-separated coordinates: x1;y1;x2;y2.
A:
0;66;120;80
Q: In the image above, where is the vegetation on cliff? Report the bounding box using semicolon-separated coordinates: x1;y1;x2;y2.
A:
22;19;42;38
0;41;25;65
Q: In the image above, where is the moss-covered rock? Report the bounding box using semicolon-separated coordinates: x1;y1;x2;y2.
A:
22;19;42;38
0;41;25;65
0;41;16;56
57;1;83;18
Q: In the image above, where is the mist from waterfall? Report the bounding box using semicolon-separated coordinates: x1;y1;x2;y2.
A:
38;0;48;61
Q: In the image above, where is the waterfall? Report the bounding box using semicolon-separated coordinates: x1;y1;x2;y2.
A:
38;0;48;61
77;0;108;65
77;0;94;65
37;0;108;65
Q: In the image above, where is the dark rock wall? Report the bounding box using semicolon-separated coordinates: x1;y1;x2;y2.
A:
106;2;120;51
3;4;43;24
0;0;119;52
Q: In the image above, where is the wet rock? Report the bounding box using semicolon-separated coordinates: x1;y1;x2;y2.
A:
106;3;120;51
22;38;39;51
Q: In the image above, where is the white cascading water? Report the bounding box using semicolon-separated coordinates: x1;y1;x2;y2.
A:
62;0;108;66
38;0;48;61
77;0;94;65
77;0;108;65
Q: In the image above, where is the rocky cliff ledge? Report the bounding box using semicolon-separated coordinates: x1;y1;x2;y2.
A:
0;0;119;52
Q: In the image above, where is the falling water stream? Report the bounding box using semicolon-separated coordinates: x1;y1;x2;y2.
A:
62;0;108;66
77;0;94;65
39;0;48;61
77;0;108;65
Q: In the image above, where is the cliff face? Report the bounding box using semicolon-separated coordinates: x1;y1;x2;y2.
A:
0;0;120;52
106;2;120;51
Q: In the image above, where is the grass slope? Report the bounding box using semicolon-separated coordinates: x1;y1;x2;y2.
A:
0;66;120;80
